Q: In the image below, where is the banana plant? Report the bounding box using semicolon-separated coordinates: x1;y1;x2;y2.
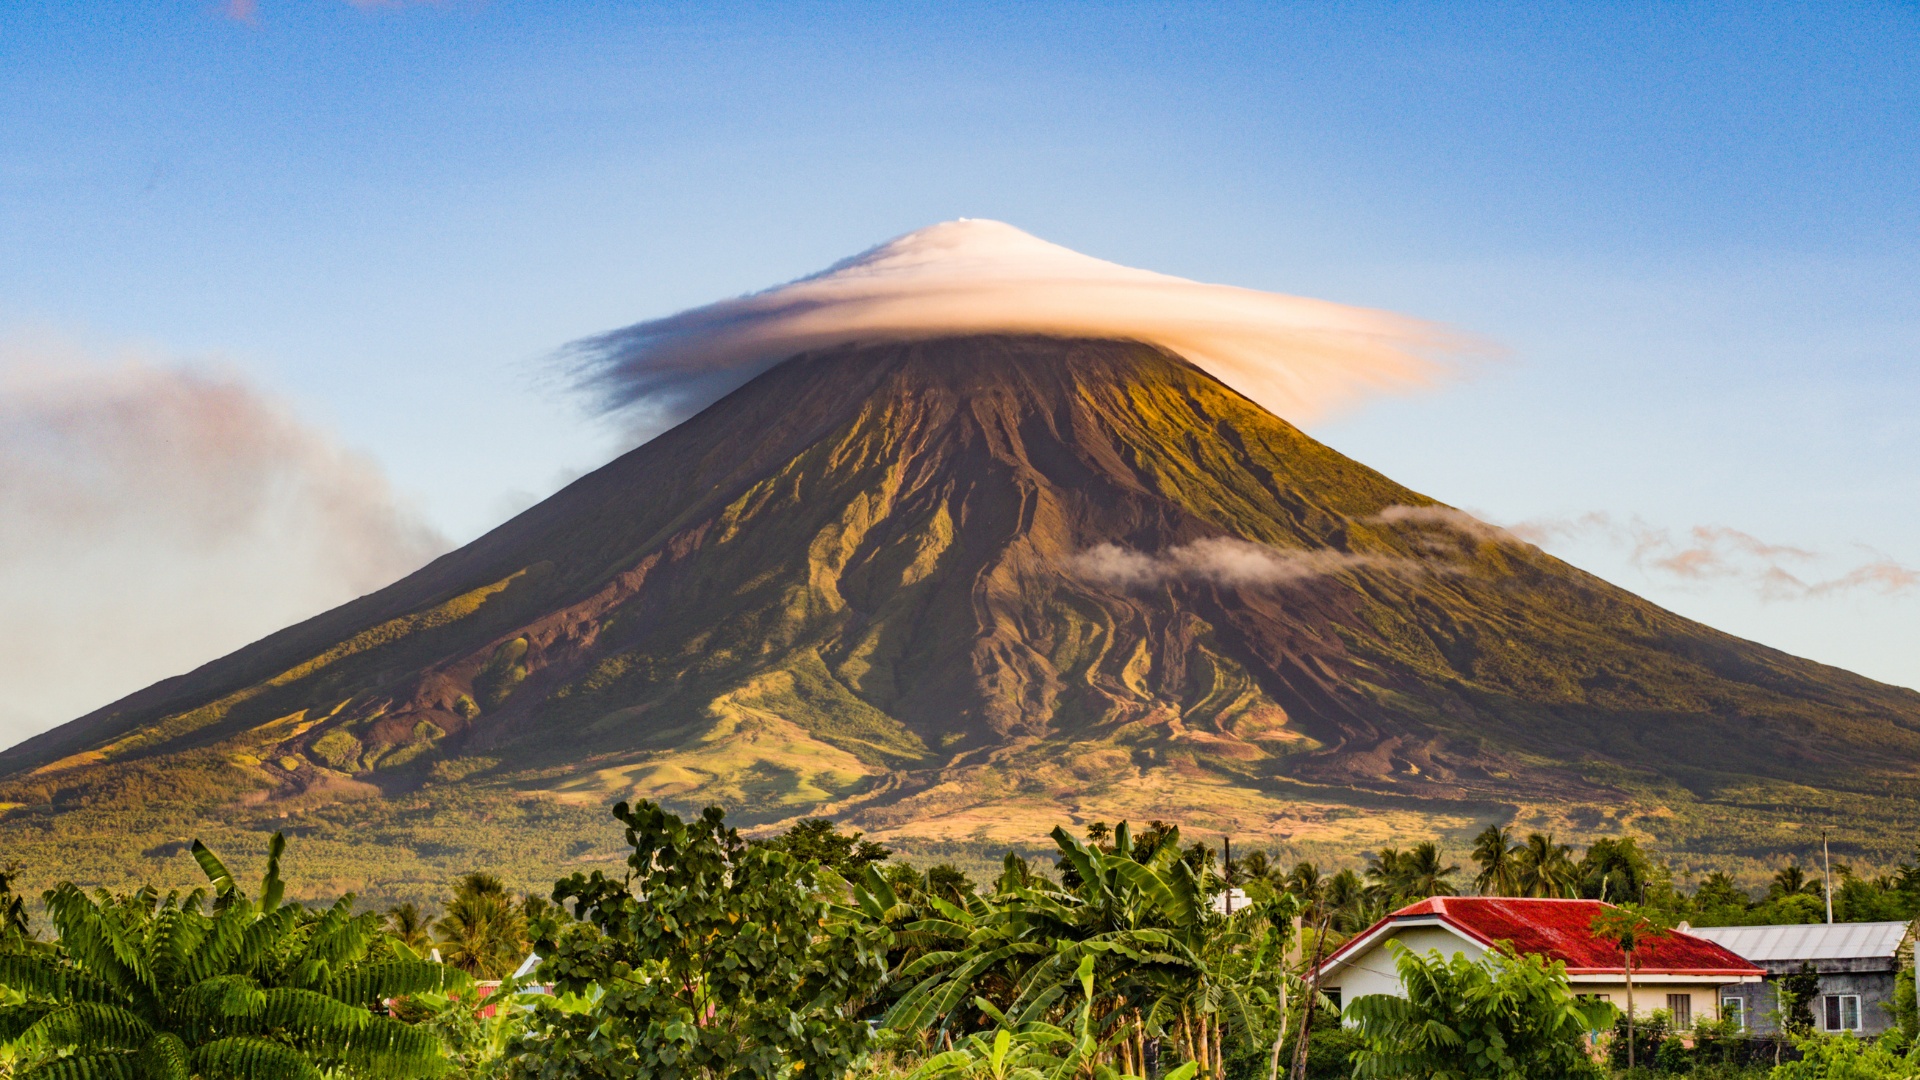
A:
910;955;1202;1080
884;822;1277;1080
0;833;468;1080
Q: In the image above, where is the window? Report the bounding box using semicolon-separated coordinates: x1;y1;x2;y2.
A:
1577;993;1611;1004
1824;995;1862;1032
1722;997;1746;1031
1320;988;1342;1014
1667;994;1692;1028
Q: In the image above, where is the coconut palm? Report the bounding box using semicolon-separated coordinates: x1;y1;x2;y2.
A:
0;833;464;1080
1513;833;1580;898
1323;870;1381;933
431;873;528;978
1471;825;1523;896
1401;843;1459;899
1769;864;1819;900
385;902;433;957
1281;861;1320;899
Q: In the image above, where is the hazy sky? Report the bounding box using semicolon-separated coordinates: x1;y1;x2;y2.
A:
2;2;1916;747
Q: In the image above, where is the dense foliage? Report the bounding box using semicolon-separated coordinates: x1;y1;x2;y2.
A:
512;801;891;1080
1346;942;1613;1079
5;804;1918;1080
0;834;466;1080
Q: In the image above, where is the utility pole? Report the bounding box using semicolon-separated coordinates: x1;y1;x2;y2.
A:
1823;829;1834;925
1223;836;1233;915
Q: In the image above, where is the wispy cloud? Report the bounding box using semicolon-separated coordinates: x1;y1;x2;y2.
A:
0;331;447;747
568;219;1492;440
223;0;437;23
1372;503;1516;548
1512;513;1917;601
1070;537;1411;589
1071;504;1525;590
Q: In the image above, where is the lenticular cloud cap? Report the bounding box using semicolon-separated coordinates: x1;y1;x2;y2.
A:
570;219;1481;433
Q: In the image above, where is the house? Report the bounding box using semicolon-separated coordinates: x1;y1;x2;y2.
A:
1312;897;1764;1026
1688;921;1914;1036
1212;887;1252;915
474;953;552;1018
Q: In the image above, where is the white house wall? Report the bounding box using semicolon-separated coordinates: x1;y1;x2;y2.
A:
1322;927;1743;1025
1321;926;1487;1007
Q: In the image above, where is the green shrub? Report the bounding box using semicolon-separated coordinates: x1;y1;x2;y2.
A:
1769;1034;1920;1079
1348;942;1613;1079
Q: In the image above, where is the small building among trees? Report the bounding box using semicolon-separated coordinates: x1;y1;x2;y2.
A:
1689;920;1914;1036
1314;897;1763;1024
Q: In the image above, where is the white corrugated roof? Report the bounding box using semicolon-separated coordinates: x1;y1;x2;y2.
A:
1687;921;1911;962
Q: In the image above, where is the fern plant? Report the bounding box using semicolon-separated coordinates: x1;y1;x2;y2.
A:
0;832;469;1079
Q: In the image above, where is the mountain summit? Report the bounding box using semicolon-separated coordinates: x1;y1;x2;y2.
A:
5;335;1919;895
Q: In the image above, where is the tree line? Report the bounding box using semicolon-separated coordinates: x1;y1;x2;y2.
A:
1231;825;1920;933
5;808;1920;1080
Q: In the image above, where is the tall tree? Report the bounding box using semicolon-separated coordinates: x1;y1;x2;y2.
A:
385;902;433;957
433;872;529;979
1769;864;1819;900
1281;862;1325;920
1401;842;1459;899
1514;834;1580;899
1471;826;1522;897
1323;870;1381;933
750;817;891;875
1579;838;1652;903
522;801;890;1080
1363;848;1409;904
1588;904;1672;1071
0;833;463;1079
0;863;29;949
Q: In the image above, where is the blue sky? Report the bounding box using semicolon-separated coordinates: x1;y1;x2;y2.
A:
1;1;1916;743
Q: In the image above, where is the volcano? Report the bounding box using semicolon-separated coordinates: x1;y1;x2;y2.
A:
6;334;1920;899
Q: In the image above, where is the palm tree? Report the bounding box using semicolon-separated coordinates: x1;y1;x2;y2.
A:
1514;833;1579;898
1402;842;1459;899
0;833;464;1079
1364;848;1409;903
432;872;529;978
1240;850;1274;884
1324;870;1384;933
1471;825;1522;896
0;862;29;948
1769;864;1817;899
1282;861;1324;916
385;901;433;956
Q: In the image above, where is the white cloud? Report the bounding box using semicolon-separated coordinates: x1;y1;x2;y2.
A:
568;219;1489;438
0;332;447;748
1069;537;1404;589
1509;512;1918;601
1372;503;1517;547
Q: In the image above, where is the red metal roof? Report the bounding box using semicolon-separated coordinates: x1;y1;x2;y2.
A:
1320;897;1764;978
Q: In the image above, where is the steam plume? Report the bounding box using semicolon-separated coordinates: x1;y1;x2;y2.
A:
0;335;447;747
569;219;1484;436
